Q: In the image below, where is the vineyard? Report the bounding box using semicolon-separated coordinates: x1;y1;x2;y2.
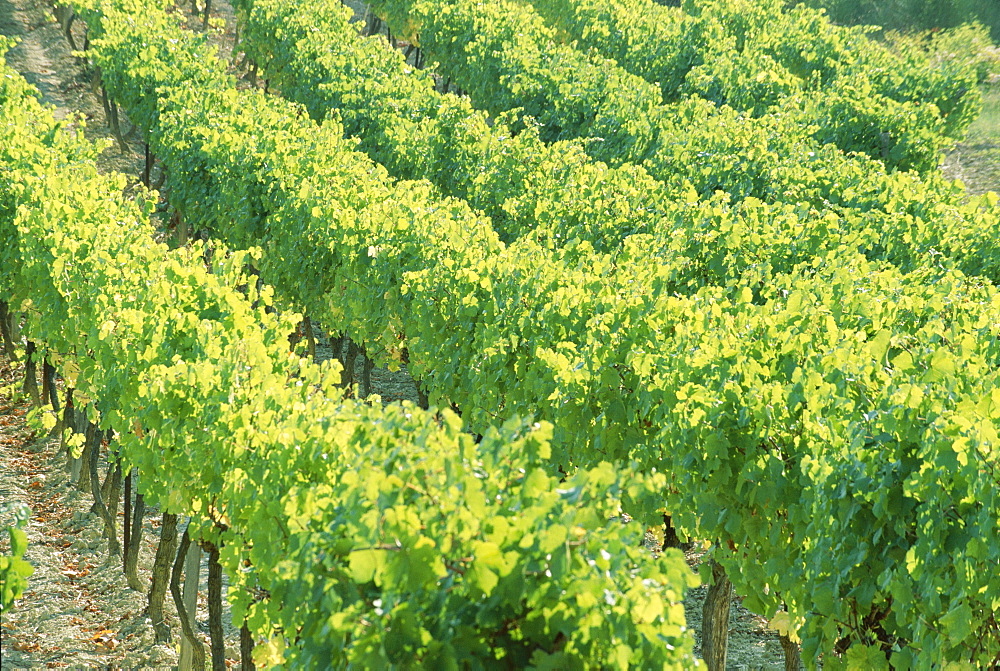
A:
1;0;999;668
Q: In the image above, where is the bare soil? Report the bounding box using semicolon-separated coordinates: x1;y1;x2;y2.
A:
941;80;1000;195
0;357;245;669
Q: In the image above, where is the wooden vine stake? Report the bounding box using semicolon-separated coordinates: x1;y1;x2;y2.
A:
781;632;802;671
102;463;122;522
147;512;179;643
99;84;128;154
206;541;226;670
74;412;93;492
86;423;121;557
59;388;77;464
0;301;18;361
53;5;78;50
303;315;317;361
22;340;41;406
341;338;360;390
173;526;206;671
361;346;375;398
240;622;256;671
143;143;152;187
415;381;430;410
662;514;682;550
41;358;60;421
701;559;733;671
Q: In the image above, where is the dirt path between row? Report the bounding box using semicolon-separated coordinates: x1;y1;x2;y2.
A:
0;358;200;668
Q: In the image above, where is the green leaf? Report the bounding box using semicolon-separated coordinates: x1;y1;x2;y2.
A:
539;525;568;553
867;329;891;362
469;564;498;595
633;593;664;624
923;348;956;382
939;602;973;644
523;468;549;497
349;549;385;584
9;527;28;557
400;537;446;589
845;644;889;670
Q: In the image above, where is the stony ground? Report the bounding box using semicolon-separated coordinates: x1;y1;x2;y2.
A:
1;0;998;669
0;355;242;668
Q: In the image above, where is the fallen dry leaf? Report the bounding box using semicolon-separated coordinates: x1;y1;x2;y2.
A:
90;629;120;650
60;567;89;579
